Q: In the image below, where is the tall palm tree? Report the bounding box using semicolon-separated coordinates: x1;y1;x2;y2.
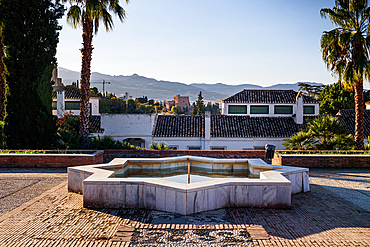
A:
63;0;128;148
320;0;370;150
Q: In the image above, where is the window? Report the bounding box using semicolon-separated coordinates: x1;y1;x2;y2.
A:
169;146;178;150
188;146;201;150
52;101;57;110
211;147;225;150
228;105;247;114
253;146;265;150
250;105;269;114
65;101;80;110
304;106;315;114
274;105;293;114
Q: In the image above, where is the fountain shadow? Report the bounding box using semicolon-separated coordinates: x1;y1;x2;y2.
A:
227;184;370;240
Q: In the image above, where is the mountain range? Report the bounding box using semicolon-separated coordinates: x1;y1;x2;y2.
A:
58;67;324;102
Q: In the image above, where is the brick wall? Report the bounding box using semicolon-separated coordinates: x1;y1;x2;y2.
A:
0;150;104;168
272;152;370;168
103;150;266;163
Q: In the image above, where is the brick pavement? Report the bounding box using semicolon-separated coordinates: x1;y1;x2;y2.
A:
0;168;369;246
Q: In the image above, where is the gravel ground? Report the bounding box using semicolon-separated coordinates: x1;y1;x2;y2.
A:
0;167;369;246
309;168;370;212
0;168;67;215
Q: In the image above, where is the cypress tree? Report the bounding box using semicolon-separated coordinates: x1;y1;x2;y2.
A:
192;91;205;115
0;0;64;149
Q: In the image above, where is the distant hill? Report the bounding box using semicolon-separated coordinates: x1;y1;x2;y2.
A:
58;67;324;102
189;82;325;96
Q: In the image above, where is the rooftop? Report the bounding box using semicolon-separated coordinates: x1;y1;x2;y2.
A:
153;115;314;138
221;90;320;104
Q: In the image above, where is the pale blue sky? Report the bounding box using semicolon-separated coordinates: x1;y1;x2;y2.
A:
56;0;363;87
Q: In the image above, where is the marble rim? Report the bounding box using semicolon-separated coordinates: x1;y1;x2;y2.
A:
68;156;309;192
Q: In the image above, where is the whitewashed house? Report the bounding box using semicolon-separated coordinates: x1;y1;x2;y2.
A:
52;86;100;117
221;90;319;118
51;68;100;118
101;114;157;149
101;89;321;150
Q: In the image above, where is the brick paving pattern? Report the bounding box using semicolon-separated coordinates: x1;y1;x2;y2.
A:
0;168;369;246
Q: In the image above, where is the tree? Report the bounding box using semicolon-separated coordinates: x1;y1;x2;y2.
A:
192;91;205;115
126;98;136;113
320;0;370;149
171;105;181;114
298;83;324;99
0;0;64;149
63;0;128;148
205;102;221;115
0;23;5;121
319;82;370;115
283;116;354;150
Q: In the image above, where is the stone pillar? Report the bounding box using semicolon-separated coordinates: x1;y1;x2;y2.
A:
295;92;303;124
57;90;65;118
205;111;211;150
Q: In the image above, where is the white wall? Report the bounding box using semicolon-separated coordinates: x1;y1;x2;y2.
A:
101;113;289;150
153;137;203;150
222;102;319;117
208;137;286;150
101;114;156;149
52;98;100;116
152;137;286;150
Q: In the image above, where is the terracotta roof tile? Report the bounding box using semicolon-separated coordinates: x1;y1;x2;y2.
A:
337;109;370;137
153;115;315;138
221;90;319;104
153;115;205;137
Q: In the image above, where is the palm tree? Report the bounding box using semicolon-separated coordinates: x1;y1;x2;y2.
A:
320;0;370;149
283;116;354;150
63;0;128;148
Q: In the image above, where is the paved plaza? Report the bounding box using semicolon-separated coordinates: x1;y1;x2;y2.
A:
0;167;369;246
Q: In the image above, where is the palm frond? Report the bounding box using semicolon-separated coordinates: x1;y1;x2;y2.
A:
66;5;82;28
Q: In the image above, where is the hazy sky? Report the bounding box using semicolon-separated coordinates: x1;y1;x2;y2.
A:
56;0;357;87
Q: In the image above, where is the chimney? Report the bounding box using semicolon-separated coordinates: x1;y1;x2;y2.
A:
204;111;211;150
57;90;65;118
295;92;303;124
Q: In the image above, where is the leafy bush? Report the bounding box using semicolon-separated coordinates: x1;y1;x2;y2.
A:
89;136;122;149
56;114;80;149
149;141;172;150
0;121;6;149
283;115;354;150
89;136;142;150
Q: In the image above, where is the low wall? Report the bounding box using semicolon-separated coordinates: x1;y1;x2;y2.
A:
0;150;104;168
103;150;266;163
272;151;370;168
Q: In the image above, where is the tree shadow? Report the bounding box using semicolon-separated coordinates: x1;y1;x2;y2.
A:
227;184;370;240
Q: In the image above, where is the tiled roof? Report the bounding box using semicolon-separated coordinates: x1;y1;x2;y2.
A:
337;109;370;137
53;86;80;99
153;115;204;137
221;90;320;104
89;116;103;133
211;115;312;138
52;86;99;99
153;114;314;138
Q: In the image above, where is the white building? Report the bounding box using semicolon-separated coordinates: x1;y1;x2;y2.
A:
221;90;319;118
52;86;100;117
101;90;321;150
51;67;100;118
101;114;156;149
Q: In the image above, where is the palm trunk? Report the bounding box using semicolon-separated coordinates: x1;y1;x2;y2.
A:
79;15;93;148
354;81;364;150
0;27;5;121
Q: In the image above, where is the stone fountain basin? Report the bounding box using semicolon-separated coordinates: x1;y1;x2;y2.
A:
68;156;309;215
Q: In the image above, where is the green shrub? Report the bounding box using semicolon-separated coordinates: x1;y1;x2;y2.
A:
149;141;172;150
